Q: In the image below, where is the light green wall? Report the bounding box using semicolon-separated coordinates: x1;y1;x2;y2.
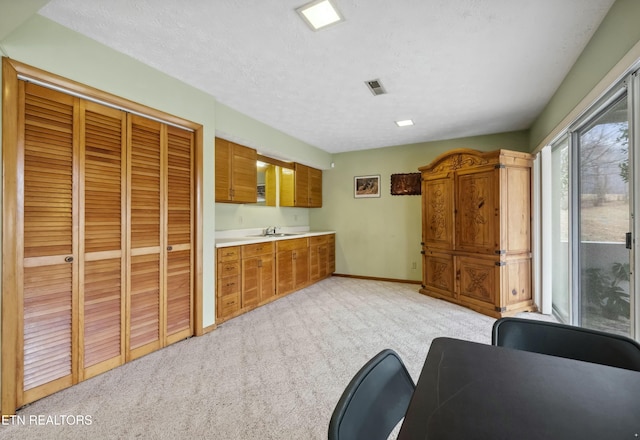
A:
310;131;529;281
530;0;640;148
215;204;310;230
0;0;49;40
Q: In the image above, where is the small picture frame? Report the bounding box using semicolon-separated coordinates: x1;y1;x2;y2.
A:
390;173;421;196
354;175;381;198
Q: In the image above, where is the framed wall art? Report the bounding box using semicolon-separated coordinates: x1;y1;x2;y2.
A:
354;175;381;198
390;173;421;195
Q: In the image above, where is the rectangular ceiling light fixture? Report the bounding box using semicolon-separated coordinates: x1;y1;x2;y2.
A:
395;119;414;127
296;0;344;31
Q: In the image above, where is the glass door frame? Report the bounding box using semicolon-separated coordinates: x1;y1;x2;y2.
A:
563;77;635;337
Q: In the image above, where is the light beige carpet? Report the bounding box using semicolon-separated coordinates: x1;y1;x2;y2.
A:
3;276;541;439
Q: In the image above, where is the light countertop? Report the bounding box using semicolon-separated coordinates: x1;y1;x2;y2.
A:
215;227;335;248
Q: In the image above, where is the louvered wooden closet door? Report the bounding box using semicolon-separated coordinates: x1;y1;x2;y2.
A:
128;115;163;360
166;126;193;344
80;101;126;379
20;83;78;406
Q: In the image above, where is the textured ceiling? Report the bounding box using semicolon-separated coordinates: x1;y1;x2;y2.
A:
39;0;615;153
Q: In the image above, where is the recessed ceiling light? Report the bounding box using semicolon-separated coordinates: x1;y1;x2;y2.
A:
395;119;414;127
296;0;344;31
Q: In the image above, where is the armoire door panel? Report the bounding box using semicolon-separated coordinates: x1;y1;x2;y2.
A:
456;170;496;253
423;174;454;250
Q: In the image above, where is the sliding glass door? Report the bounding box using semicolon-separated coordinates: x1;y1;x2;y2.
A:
574;93;631;336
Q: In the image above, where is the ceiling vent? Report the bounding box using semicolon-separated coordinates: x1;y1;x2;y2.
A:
365;79;386;96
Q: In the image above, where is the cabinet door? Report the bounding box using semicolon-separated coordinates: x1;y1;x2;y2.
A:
259;254;276;302
166;126;193;344
309;167;323;207
310;236;329;282
279;167;296;207
80;101;126;380
214;138;257;203
294;163;310;207
293;246;310;289
422;172;454;250
214;138;232;202
277;250;294;294
231;142;257;203
457;256;498;307
456;169;496;253
128;115;162;360
20;83;77;405
423;251;455;299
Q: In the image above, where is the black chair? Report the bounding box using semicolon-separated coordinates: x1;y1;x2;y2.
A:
328;349;415;440
492;317;640;372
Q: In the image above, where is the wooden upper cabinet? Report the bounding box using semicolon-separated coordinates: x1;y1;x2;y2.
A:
215;137;257;203
280;163;323;208
308;166;323;207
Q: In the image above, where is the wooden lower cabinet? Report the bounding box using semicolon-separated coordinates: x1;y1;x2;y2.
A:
241;242;275;308
276;238;310;295
216;234;335;323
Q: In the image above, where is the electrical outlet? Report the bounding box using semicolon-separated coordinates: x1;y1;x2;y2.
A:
411;261;417;270
238;216;243;224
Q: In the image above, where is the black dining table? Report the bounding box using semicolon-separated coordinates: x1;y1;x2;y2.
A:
398;337;640;440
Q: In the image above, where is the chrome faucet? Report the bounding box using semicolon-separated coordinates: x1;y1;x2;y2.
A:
265;226;277;236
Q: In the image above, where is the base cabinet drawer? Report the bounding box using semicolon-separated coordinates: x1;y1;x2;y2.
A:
217;293;240;318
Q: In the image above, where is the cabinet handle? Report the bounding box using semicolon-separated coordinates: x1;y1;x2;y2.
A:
167;245;173;251
65;256;74;263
